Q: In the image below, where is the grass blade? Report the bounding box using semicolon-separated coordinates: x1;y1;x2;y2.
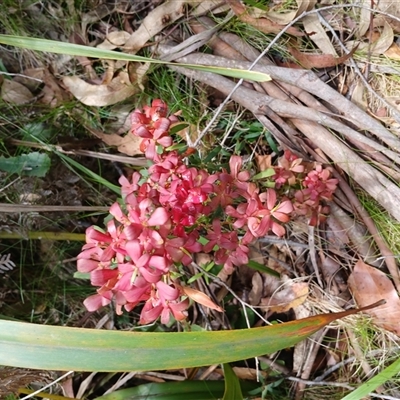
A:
0;35;271;82
342;357;400;400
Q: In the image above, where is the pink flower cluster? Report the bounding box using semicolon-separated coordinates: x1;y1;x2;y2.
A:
77;100;338;324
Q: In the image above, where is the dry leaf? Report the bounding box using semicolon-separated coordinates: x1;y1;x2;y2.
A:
384;43;400;60
255;154;273;171
369;17;394;55
63;71;138;106
124;0;188;53
302;13;337;56
261;281;309;313
1;79;34;104
351;79;368;111
350;17;394;55
13;68;44;92
40;69;71;107
97;31;131;50
88;128;142;157
192;0;230;16
348;260;400;336
377;2;400;33
288;45;357;69
181;286;223;312
249;272;263;305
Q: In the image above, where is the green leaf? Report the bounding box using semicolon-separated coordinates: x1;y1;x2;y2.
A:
247;260;280;278
95;380;258;400
0;152;50;177
0;35;271;82
342;357;400;400
73;272;90;280
264;130;279;153
223;364;243;400
169;123;190;135
252;168;275;180
0;302;383;372
21;122;53;141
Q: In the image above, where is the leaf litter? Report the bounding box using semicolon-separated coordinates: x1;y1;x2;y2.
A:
1;0;400;399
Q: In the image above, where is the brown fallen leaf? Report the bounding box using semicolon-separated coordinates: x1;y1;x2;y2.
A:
288;45;358;69
124;0;188;53
348;259;400;336
97;31;131;50
261;281;309;313
62;71;139;106
87;127;142;157
384;43;400;60
226;0;304;36
1;79;34;104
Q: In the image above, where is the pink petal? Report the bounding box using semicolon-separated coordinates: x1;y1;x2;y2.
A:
156;281;179;301
271;222;286;237
139;266;163;283
90;269;118;286
149;255;169;272
139;302;162;324
275;199;293;215
109;203;127;224
169;300;189;321
160;307;171;325
77;258;99;273
83;293;112;312
86;226;111;243
229;155;242;178
126;240;142;263
265;189;277;210
148;207;169;226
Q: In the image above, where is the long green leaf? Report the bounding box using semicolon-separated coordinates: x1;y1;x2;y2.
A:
95;381;258;400
223;364;243;400
0;303;382;372
0;35;271;82
342;357;400;400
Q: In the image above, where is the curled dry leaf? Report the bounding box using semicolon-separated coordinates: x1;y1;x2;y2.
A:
62;71;139;106
1;80;34;104
349;17;394;56
181;286;223;312
348;260;400;336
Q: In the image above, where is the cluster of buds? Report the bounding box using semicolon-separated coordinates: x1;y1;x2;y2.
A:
77;100;338;324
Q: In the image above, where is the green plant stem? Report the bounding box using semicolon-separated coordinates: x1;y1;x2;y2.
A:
0;231;85;241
